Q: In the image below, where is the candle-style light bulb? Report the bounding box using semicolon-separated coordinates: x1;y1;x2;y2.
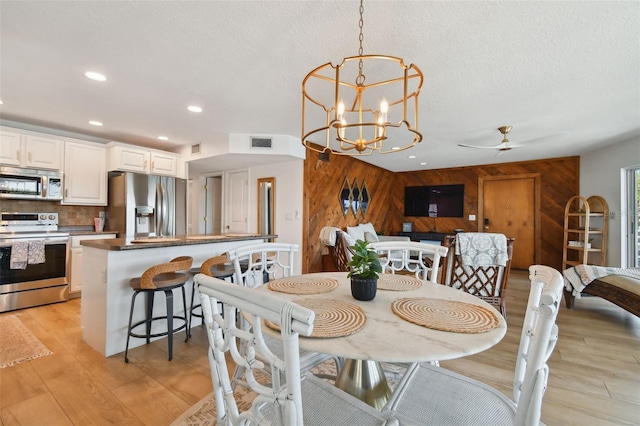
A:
380;98;389;122
376;115;384;138
339;117;347;138
337;100;345;119
380;98;389;113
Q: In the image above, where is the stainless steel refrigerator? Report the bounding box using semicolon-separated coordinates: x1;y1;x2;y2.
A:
107;171;187;238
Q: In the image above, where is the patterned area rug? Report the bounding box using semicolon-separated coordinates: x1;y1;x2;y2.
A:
0;315;52;369
171;361;404;426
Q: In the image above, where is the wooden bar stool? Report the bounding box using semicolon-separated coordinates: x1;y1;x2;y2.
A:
188;254;235;338
124;256;193;363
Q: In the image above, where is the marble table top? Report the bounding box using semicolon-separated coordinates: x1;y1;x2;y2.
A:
258;272;507;363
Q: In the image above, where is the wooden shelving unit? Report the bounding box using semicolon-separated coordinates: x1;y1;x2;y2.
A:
562;195;608;270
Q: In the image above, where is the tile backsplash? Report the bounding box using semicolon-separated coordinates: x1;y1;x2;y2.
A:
1;200;105;227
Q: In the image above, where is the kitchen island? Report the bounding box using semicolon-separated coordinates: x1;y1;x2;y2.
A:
80;233;275;357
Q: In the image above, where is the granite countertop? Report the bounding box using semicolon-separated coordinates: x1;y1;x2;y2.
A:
80;233;276;250
60;226;118;236
69;230;119;236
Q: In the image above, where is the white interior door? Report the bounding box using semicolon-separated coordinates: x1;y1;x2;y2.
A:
205;176;222;234
225;170;248;233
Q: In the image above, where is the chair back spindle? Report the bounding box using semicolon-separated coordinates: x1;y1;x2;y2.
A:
370;241;448;282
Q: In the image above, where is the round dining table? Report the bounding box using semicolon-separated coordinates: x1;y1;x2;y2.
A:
256;271;507;408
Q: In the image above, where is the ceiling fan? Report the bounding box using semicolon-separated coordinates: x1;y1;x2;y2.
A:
458;126;569;156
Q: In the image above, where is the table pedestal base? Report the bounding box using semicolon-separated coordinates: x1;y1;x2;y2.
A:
334;359;391;410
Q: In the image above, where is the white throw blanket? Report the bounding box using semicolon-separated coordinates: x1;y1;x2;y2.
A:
455;233;508;267
319;226;341;247
563;265;640;297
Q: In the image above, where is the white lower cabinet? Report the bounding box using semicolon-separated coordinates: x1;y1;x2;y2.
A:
69;234;115;294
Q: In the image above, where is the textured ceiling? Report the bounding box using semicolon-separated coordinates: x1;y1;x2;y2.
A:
0;1;638;172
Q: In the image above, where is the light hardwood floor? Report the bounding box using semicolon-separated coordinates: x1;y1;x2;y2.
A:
1;270;639;425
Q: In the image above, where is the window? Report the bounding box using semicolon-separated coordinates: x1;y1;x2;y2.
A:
624;167;640;267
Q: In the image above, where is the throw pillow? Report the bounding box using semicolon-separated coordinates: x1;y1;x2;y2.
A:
346;225;365;243
364;231;379;243
359;222;377;238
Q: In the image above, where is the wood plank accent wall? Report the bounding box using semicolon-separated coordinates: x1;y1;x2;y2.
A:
395;157;579;271
303;150;579;273
303;150;396;273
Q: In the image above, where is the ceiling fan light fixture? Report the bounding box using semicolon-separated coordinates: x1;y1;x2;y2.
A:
301;0;423;156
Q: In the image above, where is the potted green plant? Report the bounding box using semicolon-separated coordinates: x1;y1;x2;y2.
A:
347;239;382;301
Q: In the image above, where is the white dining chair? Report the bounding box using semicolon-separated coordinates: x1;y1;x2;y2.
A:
228;242;297;288
441;233;515;318
369;240;448;282
227;242;342;380
383;264;564;425
195;273;390;425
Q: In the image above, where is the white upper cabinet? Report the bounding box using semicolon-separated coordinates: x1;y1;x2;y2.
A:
0;129;64;170
0;130;22;166
108;144;149;173
107;142;181;176
62;141;107;205
150;151;178;176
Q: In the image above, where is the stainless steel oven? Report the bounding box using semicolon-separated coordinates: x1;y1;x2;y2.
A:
0;212;69;312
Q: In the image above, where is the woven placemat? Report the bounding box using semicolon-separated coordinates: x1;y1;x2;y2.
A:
378;274;423;291
391;298;499;333
265;299;366;338
267;276;339;294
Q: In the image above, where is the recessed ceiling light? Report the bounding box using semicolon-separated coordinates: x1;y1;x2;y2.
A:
391;146;401;151
188;105;203;113
158;136;169;141
89;120;103;126
0;100;4;105
85;71;107;82
420;162;427;166
408;155;416;159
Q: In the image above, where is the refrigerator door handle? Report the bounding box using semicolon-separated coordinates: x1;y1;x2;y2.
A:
156;181;163;236
161;181;169;235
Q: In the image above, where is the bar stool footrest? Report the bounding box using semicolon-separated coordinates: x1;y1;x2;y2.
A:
129;315;188;340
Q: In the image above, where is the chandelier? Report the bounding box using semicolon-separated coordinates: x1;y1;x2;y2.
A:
302;0;423;156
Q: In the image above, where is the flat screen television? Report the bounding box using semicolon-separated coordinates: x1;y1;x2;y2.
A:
404;184;465;217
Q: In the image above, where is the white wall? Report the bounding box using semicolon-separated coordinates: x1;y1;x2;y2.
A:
249;160;304;275
187;158;304;275
580;137;640;266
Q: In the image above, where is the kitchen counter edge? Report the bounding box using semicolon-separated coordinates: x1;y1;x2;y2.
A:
80;234;276;251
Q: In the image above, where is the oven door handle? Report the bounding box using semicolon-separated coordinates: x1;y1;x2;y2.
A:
0;237;69;247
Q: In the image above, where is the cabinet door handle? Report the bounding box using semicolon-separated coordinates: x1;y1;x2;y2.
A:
152;161;155;169
144;160;148;169
16;150;20;160
65;188;68;197
28;152;32;162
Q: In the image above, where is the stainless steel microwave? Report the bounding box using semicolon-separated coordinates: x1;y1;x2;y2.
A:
0;166;63;200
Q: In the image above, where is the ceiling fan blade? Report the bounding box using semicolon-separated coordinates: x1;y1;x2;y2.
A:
520;131;570;144
457;143;504;149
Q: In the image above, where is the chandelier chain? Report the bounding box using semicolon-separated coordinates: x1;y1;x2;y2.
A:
357;0;365;85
